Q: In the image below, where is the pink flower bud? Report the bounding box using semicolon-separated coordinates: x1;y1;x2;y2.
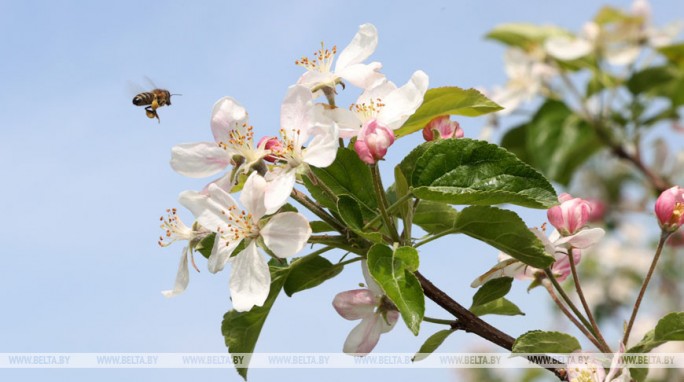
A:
354;119;395;164
655;186;684;232
547;194;591;236
257;136;283;163
586;198;606;222
422;116;464;141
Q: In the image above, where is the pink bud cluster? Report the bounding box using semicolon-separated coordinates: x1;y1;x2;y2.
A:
354;119;395;164
422;115;464;141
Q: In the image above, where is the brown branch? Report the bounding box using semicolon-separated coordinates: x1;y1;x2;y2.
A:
415;271;567;381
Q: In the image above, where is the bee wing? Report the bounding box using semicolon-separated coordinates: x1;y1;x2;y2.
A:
127;80;146;96
144;76;161;90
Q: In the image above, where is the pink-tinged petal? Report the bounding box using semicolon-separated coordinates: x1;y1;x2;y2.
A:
337;62;385;90
547;197;591;235
551;248;581;282
354;119;395;164
655;186;684;230
531;228;557;255
210;96;249;143
335;23;378;72
239;173;267;220
261;212;312;258
379;310;399;334
207;236;240;274
170;142;231;178
162;247;190;298
303;123;339;168
558;227;605;249
280;85;313;142
342;314;384;355
332;289;377;320
263;169;296;215
229;241;271;312
558;193;574;203
377;70;429;130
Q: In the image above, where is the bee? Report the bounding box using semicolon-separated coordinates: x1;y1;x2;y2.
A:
132;88;179;122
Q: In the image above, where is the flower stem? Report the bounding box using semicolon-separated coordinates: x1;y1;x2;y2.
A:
290;189;346;234
622;231;670;346
423;316;457;326
567;247;610;352
541;279;604;351
544;268;603;350
370;164;401;244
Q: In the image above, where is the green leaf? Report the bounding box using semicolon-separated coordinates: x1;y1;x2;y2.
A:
336;195;384;243
627;65;679;96
593;5;631;25
471;277;513;308
413;329;456;362
283;256;343;296
413;200;459;234
395;87;502;138
367;245;424;335
393;164;412;222
222;261;289;380
512;331;581;354
454;206;554;268
195;233;216;259
486;23;571;49
587;70;621;97
400;138;558;209
310;221;335;233
305;148;377;215
470;297;524;317
501;100;602;186
655;312;684;341
659;43;684;67
627;330;664;354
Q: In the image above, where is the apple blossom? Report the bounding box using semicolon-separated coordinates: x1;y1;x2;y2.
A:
261;85;339;214
326;70;429;139
547;193;592;236
158;208;211;297
354;119;395;164
471;225;603;288
170;97;270;187
333;262;399;355
655;185;684;232
422;115;464;141
296;23;385;94
179;172;312;311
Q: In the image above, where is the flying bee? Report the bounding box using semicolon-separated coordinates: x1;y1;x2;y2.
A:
132;88;180;122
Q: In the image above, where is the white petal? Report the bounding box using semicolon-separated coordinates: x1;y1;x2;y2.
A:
178;190;209;219
342;314;384;355
280;85;313;143
207;236;240;273
337;62;385;90
606;45;641;66
261;212;312;258
362;261;383;295
303;123;339;168
211;96;249;143
332;289;377;320
297;71;335;89
470;258;532;288
335;23;378;73
377;70;429;130
161;248;190;297
239;172;267;220
557;227;605;249
194;184;241;232
229;241;271;312
170;142;231;178
544;37;593;61
323;106;362;139
264;169;296;215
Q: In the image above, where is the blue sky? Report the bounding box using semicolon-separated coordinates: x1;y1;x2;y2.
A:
1;1;682;381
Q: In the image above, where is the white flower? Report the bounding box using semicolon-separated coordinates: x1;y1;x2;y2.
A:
180;172;312;311
491;48;557;115
158;208;210;297
262;85;339;214
296;23;385;93
170;97;269;186
327;71;429;139
471;226;605;287
332;262;399;355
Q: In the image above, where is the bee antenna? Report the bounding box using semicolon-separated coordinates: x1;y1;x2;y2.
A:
171;94;183;97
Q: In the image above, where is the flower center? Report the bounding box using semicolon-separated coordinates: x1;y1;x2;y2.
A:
217;205;259;242
295;42;337;73
158;208;195;247
218;123;255;152
350;98;385;122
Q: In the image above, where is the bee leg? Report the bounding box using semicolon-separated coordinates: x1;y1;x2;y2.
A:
145;106;160;123
151;98;159;110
